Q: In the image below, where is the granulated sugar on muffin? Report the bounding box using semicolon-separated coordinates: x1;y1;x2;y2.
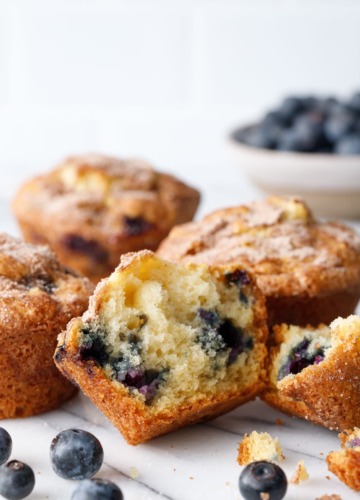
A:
13;154;200;282
158;196;360;327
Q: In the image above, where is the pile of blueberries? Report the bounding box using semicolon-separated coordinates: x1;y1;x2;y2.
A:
0;427;123;499
233;91;360;154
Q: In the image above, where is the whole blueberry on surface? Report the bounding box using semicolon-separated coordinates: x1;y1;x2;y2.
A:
0;428;12;466
50;429;104;480
72;478;123;500
0;460;35;500
239;461;287;500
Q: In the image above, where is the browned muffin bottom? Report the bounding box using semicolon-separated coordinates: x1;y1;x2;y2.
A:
12;154;200;282
55;251;268;445
0;233;93;418
158;196;360;327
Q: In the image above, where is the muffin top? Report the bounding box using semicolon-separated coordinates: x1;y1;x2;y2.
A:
0;233;93;331
14;154;200;235
158;196;360;297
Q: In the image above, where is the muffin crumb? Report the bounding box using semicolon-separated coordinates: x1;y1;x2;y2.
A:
238;431;284;465
290;460;309;484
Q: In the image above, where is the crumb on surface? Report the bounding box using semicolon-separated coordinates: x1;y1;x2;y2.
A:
260;493;270;500
326;475;331;480
129;466;139;479
290;460;309;484
238;431;285;465
275;418;283;426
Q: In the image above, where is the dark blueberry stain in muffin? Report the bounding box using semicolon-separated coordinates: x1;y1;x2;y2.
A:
277;338;326;381
196;308;253;363
224;269;251;287
63;235;109;264
78;326;110;366
123;216;153;237
113;365;167;403
224;270;251;304
78;319;166;403
347;438;360;448
19;276;57;294
54;344;66;363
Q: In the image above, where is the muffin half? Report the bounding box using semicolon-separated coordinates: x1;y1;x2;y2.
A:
55;251;268;445
264;316;360;431
13;154;200;282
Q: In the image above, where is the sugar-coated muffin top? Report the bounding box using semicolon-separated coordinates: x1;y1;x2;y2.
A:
0;233;93;329
14;154;200;234
158;196;360;296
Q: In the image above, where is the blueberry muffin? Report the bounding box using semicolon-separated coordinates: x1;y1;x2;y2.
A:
0;233;93;418
264;316;360;430
327;427;360;491
55;251;268;445
13;154;200;282
158;196;360;327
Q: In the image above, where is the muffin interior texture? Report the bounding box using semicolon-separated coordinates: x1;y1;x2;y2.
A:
75;253;266;411
274;325;332;382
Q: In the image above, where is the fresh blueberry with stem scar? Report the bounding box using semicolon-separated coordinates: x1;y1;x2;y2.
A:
239;461;287;500
71;478;123;500
0;460;35;500
0;428;12;466
50;429;104;480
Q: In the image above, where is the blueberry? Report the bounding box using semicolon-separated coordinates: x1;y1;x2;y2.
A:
348;437;360;448
324;110;356;143
277;96;304;124
0;461;35;500
244;124;283;150
349;91;360;113
63;235;109;264
278;338;326;380
0;429;12;466
239;461;287;500
335;134;360;155
123;216;152;236
71;478;123;500
50;429;104;480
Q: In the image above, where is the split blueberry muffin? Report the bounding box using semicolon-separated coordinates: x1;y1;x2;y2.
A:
158;196;360;327
13;154;200;282
327;427;360;491
263;316;360;430
0;233;93;418
54;251;268;445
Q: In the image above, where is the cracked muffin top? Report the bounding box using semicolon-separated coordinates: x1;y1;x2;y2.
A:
0;233;93;329
158;196;360;297
13;154;200;235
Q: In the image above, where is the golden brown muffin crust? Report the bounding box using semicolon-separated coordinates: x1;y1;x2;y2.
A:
158;196;360;326
327;428;360;491
0;233;93;418
13;154;200;282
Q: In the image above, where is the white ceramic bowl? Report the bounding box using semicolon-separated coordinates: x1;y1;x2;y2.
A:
229;126;360;219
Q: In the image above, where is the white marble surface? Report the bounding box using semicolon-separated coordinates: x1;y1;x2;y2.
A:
1;166;360;500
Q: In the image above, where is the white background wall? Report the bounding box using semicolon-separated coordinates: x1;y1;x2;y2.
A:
1;0;360;205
